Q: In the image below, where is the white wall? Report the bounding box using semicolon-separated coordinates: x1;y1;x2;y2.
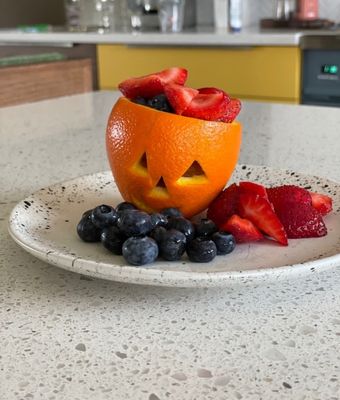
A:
258;0;340;21
197;0;340;28
319;0;340;20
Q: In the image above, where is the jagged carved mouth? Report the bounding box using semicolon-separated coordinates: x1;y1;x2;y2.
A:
130;151;209;202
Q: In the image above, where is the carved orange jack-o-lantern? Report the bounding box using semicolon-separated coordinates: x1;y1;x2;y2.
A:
106;97;242;218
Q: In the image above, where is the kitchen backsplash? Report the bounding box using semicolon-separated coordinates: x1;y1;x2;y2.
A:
259;0;340;21
0;0;65;28
318;0;340;20
1;0;340;30
197;0;340;27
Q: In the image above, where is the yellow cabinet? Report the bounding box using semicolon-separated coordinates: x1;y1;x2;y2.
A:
97;44;301;103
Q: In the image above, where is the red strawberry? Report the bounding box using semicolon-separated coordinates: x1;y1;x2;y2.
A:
310;192;333;216
207;183;240;228
157;67;188;86
275;202;327;239
119;75;162;100
182;91;229;121
164;84;199;115
118;67;188;99
221;214;263;243
267;185;312;209
198;87;231;101
239;181;268;200
238;192;288;246
218;98;241;123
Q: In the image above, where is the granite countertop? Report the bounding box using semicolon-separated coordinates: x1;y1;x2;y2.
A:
1;91;340;399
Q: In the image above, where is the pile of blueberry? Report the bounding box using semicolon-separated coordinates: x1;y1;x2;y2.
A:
77;202;236;266
133;94;173;113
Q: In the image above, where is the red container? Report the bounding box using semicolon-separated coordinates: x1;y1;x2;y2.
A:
296;0;319;20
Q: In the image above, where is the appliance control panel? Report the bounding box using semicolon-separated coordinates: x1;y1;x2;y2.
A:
302;49;340;106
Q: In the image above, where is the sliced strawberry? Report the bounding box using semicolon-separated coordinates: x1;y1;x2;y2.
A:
218;98;242;123
239;181;268;200
118;75;163;100
182;92;229;121
221;214;263;243
198;87;231;101
198;87;223;94
118;67;188;99
164;83;199;115
275;202;327;239
238;192;288;246
158;67;188;86
207;183;240;228
310;192;333;216
267;185;312;209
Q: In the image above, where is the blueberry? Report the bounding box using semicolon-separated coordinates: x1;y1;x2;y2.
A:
147;94;173;112
186;238;217;263
116;201;137;213
194;218;218;238
82;209;93;218
150;226;167;243
101;226;127;255
91;204;118;229
122;236;159;266
212;232;236;255
77;213;101;242
159;229;186;261
132;96;147;106
161;207;182;219
150;212;168;228
168;217;195;242
117;210;153;237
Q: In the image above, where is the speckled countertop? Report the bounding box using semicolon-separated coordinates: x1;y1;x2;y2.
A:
1;92;340;400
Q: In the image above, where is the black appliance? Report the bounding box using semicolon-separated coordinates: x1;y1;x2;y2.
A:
301;35;340;107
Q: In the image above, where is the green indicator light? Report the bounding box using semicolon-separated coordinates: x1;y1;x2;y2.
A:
322;64;338;75
330;65;338;74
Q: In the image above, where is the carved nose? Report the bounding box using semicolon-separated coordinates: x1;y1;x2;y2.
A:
149;176;170;199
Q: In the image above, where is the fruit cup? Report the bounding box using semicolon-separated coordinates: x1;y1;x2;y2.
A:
106;96;242;218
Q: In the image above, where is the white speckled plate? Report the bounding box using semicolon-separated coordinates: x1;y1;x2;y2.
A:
8;165;340;288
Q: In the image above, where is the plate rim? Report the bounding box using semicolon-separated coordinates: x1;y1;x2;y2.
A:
7;165;340;288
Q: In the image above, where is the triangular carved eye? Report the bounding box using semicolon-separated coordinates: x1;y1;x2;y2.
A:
182;161;205;177
176;161;208;185
177;161;208;186
131;152;148;177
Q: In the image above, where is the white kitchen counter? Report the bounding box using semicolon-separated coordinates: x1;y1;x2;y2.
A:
1;92;340;399
0;26;303;46
1;26;340;47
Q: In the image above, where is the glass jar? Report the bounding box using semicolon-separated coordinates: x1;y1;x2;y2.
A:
79;0;115;31
64;0;81;30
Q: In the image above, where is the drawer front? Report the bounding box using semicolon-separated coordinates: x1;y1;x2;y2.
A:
0;58;93;107
97;45;301;103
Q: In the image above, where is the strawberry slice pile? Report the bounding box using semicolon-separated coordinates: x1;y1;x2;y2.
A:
118;67;241;123
207;182;333;245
